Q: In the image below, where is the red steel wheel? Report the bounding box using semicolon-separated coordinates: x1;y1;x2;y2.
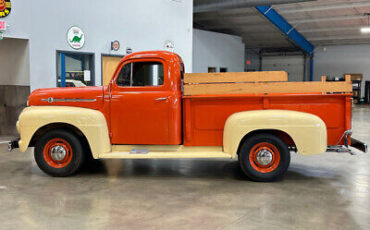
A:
35;129;85;177
43;138;73;168
239;133;290;182
248;142;281;173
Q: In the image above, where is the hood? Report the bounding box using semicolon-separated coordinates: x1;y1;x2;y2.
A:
28;86;105;110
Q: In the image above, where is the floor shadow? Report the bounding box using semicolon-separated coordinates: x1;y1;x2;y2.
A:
79;158;329;183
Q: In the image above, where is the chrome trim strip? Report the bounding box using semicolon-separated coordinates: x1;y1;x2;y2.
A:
41;97;97;103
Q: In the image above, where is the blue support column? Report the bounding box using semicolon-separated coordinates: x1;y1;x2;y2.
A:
61;53;66;87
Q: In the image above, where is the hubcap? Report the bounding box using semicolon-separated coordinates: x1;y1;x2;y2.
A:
256;149;273;166
50;145;67;161
249;142;281;173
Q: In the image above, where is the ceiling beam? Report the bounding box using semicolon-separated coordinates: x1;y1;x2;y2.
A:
307;35;370;41
277;2;370;14
299;26;363;33
289;15;367;24
194;13;261;22
245;43;293;48
197;22;270;30
313;40;370;46
194;0;315;13
241;26;362;34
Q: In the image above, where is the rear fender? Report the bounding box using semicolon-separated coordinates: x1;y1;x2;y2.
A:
223;110;327;157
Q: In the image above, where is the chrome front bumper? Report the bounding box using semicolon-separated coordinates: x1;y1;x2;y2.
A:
0;139;19;152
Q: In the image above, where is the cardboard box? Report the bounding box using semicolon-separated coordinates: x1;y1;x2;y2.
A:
344;73;363;81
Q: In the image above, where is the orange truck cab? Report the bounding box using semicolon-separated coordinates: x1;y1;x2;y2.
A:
10;51;367;182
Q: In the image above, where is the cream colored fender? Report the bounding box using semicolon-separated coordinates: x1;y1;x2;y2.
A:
17;106;111;158
223;110;327;157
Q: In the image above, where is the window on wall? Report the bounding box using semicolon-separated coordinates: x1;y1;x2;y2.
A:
220;67;228;72
208;67;217;73
117;62;164;87
57;51;94;87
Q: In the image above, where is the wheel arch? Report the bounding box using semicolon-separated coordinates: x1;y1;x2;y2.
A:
236;129;295;156
29;122;90;152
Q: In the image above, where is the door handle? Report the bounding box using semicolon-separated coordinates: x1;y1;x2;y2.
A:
155;97;167;101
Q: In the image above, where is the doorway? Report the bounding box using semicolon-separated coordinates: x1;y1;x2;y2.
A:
101;55;124;86
0;38;30;135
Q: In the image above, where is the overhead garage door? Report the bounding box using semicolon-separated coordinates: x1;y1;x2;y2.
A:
262;55;304;82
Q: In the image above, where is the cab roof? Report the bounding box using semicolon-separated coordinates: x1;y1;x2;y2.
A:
123;50;182;63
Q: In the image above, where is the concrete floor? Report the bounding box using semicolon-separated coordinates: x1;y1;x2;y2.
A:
0;106;369;230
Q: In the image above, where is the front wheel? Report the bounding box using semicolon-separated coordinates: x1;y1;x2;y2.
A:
34;129;85;177
239;133;290;182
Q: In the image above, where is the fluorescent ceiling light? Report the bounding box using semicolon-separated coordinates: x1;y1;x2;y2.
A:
361;26;370;33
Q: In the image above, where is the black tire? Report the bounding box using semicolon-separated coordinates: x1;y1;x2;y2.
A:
34;129;85;177
239;133;290;182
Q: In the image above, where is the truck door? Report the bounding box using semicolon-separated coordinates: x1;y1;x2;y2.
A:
110;58;178;145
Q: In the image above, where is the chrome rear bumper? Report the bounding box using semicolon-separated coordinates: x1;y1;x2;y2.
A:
327;137;367;155
350;137;367;153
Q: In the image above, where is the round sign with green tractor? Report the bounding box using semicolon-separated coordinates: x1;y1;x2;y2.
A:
67;26;85;49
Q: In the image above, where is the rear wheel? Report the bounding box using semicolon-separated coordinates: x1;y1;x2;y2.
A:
239;133;290;182
34;129;85;177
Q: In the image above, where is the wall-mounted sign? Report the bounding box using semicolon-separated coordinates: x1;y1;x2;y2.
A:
0;20;6;31
67;26;85;50
83;70;91;81
0;0;11;18
164;40;174;52
111;40;120;51
126;47;132;54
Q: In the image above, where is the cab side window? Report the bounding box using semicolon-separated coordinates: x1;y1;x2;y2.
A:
116;62;164;87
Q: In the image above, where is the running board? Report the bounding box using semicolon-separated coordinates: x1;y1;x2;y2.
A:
98;145;233;159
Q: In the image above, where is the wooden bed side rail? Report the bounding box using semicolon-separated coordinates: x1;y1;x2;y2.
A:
184;71;288;84
183;74;353;96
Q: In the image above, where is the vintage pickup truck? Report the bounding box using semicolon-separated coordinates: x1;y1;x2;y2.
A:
8;51;367;181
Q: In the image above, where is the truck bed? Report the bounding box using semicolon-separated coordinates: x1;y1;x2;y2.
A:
182;72;352;147
183;93;351;147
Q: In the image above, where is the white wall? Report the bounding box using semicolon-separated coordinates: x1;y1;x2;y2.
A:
192;29;245;73
0;38;30;85
314;45;370;81
314;44;370;97
1;0;193;91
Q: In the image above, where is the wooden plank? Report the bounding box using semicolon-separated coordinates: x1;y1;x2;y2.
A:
184;71;288;84
344;74;352;82
184;81;353;96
